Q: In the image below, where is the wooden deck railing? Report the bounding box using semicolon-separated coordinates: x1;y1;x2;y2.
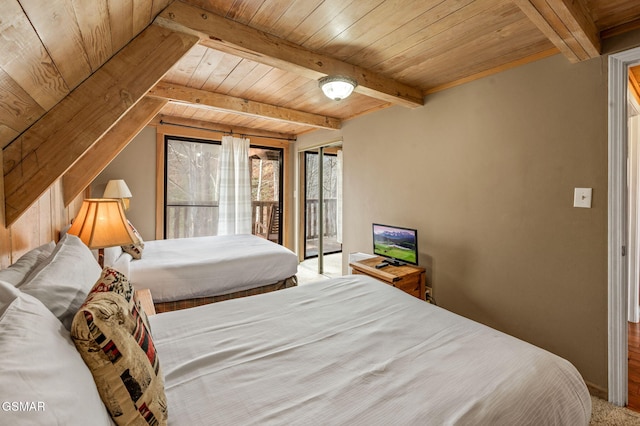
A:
305;198;338;239
165;199;338;244
252;201;278;241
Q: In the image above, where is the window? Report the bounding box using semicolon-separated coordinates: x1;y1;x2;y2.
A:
250;146;283;244
165;137;220;239
164;136;283;242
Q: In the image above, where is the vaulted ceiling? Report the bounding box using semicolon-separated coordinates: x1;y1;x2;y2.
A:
2;0;640;225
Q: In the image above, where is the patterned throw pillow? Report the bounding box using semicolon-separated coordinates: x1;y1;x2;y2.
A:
122;220;145;259
71;268;167;425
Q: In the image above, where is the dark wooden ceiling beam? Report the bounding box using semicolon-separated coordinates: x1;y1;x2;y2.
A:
514;0;600;63
148;82;341;130
154;1;424;108
601;18;640;40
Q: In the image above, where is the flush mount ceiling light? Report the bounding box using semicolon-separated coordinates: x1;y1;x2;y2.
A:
318;75;357;101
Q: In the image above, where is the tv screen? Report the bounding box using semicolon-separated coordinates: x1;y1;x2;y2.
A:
372;223;419;266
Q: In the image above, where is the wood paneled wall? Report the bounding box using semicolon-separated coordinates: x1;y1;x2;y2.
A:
0;180;84;269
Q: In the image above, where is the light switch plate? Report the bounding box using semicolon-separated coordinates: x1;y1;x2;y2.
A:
574;188;592;208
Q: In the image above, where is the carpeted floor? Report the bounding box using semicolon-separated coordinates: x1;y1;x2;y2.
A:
591;396;640;425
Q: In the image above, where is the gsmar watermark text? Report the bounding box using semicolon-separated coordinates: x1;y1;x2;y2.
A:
2;401;46;412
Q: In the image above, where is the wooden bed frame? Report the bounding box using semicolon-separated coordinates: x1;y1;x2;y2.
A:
152;275;298;313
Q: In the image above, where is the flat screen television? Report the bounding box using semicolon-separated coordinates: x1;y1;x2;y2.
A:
372;223;419;266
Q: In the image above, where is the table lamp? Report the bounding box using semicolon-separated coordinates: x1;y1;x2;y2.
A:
67;198;140;268
103;179;132;210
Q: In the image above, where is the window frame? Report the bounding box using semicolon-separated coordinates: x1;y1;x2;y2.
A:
155;123;292;247
303;150;342;259
250;143;284;244
163;136;222;239
161;134;284;243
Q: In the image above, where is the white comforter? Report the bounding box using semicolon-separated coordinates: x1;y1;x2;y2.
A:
128;234;298;302
151;275;591;425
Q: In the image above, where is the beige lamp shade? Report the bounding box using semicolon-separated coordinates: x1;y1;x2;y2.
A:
68;199;139;250
103;179;132;210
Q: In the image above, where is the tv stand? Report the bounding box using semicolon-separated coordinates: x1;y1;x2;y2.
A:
349;256;428;301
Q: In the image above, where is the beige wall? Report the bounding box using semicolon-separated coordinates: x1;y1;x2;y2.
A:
298;54;609;389
92;126;157;241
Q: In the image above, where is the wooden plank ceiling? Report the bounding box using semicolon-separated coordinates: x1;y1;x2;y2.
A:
1;0;640;225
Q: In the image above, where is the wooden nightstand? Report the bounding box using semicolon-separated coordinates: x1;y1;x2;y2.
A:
349;256;428;301
135;288;157;316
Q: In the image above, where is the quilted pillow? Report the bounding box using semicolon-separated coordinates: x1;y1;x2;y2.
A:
122;220;144;259
71;267;166;425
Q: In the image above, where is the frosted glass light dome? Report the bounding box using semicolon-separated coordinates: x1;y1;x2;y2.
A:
319;76;357;101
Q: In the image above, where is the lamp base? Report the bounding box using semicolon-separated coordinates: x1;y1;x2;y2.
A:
98;248;105;269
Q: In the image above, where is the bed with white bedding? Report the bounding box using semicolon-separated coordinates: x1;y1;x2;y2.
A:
124;234;298;312
151;274;591;425
0;238;590;425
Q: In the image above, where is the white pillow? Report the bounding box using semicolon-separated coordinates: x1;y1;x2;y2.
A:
20;234;102;330
59;223;72;238
0;241;55;287
0;279;21;316
110;252;133;277
121;220;144;260
0;282;112;425
91;246;124;268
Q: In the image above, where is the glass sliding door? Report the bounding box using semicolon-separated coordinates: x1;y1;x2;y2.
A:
304;150;342;259
164;136;284;244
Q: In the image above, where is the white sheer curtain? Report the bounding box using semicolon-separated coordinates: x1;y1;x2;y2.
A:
218;136;252;235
